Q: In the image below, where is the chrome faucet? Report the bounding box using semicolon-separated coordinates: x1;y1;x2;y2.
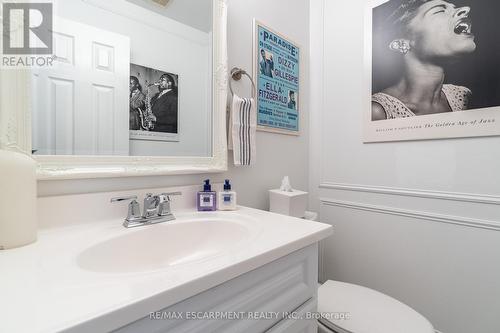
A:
111;192;182;228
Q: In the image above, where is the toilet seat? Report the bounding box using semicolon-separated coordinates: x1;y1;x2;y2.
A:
318;319;351;333
318;280;435;333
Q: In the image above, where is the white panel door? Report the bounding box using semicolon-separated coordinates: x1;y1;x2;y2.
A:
32;17;130;155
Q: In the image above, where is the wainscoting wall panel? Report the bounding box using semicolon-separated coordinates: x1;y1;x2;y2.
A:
319;196;500;333
309;1;500;333
320;182;500;205
319;183;500;229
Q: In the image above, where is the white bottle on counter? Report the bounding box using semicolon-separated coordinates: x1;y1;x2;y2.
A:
0;150;37;250
217;179;237;211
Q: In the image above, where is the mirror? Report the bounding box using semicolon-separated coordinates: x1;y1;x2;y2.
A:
31;0;213;157
0;0;228;178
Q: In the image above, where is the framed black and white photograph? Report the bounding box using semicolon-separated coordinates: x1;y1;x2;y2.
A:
364;0;500;143
129;63;179;142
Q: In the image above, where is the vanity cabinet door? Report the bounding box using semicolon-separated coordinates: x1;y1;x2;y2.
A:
114;244;318;333
265;298;317;333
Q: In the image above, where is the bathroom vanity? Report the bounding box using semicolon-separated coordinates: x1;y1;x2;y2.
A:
0;187;332;333
115;244;319;333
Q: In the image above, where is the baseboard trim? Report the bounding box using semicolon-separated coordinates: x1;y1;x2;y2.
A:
320;183;500;206
321;198;500;231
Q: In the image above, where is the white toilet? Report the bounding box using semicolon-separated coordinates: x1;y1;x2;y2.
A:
316;281;435;333
300;213;434;333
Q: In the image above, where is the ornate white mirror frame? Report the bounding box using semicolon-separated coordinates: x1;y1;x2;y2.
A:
0;0;228;180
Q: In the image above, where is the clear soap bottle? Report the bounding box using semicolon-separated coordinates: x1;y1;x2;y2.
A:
218;179;237;211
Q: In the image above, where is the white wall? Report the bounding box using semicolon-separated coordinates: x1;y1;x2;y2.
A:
38;0;310;212
56;0;211;157
310;1;500;333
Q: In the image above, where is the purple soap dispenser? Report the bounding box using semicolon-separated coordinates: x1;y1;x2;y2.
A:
197;179;217;211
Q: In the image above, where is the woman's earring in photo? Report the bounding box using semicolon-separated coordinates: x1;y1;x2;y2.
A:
389;40;411;54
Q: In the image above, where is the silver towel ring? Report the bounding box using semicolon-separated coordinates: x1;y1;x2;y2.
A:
229;67;256;98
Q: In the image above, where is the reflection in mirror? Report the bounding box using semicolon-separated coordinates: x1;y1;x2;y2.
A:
31;0;213;157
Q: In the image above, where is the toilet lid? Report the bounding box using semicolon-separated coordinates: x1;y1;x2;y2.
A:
318;281;434;333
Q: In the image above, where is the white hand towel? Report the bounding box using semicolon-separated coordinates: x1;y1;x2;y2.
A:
228;95;257;166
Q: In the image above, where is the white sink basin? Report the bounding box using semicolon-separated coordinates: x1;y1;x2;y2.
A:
77;219;252;273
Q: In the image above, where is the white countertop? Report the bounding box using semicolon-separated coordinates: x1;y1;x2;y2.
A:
0;206;332;333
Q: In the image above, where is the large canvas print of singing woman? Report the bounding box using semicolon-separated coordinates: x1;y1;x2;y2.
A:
372;0;479;121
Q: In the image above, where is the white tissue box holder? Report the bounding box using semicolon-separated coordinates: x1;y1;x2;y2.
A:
269;189;308;218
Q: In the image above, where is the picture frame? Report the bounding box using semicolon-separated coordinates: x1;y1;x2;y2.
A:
364;0;500;143
129;63;180;142
253;20;301;136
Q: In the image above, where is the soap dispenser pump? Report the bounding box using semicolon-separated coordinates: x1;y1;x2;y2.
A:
218;179;237;211
197;179;217;211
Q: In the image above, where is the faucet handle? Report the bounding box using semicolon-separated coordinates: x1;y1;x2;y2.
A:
110;195;141;221
110;195;138;203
